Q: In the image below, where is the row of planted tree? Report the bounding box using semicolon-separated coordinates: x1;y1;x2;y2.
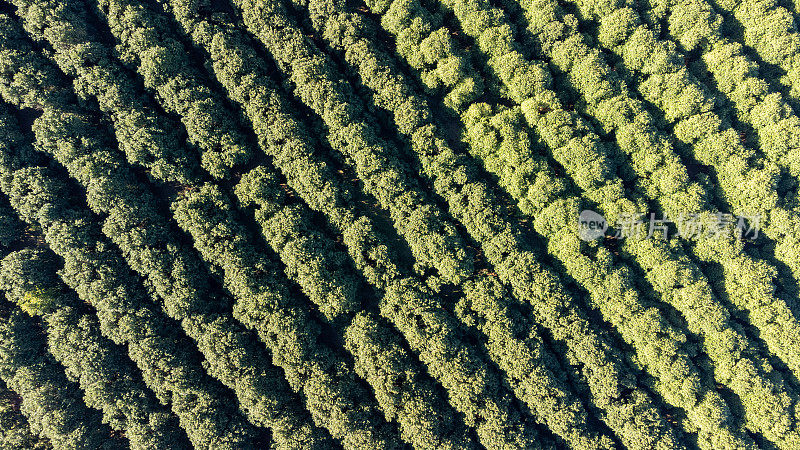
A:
0;0;798;447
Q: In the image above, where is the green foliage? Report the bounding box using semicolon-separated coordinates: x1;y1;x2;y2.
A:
235;166;361;322
564;0;800;445
289;0;695;447
153;8;485;445
0;205;21;250
0;308;122;449
0;0;796;447
0;379;50;450
0;102;258;449
87;0;249;178
373;0;800;444
172;183;402;449
0;15;328;448
0;248;192;449
17;289;56;317
9;0;197;183
232;0;475;287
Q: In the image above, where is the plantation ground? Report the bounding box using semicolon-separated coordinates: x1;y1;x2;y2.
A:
0;0;798;448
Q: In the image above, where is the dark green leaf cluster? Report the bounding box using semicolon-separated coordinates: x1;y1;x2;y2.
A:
0;15;328;447
0;104;258;449
0;0;796;446
0;308;121;449
172;183;403;449
0;248;191;450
